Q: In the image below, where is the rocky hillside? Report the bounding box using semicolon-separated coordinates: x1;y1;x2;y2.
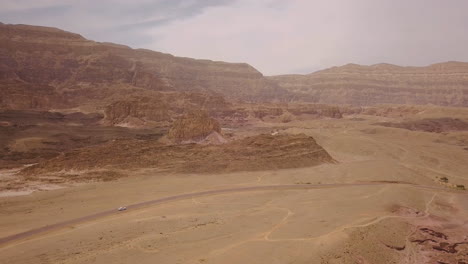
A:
0;23;287;111
3;23;468;110
269;62;468;106
103;92;230;126
168;111;222;143
376;118;468;133
0;109;166;169
22;133;335;176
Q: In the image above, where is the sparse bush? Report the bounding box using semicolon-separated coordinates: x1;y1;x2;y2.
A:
440;177;449;183
456;185;465;190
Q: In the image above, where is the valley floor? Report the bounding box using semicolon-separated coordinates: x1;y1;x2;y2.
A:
1;115;468;263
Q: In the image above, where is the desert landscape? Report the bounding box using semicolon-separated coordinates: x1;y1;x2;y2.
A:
1;21;468;264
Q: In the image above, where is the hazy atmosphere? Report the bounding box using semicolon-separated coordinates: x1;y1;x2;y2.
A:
2;0;468;74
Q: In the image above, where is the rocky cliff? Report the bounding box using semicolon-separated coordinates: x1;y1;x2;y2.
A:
168;111;222;143
103;92;230;127
0;23;287;111
269;62;468;106
3;23;468;111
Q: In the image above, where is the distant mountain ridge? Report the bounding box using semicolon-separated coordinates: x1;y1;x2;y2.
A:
269;61;468;106
0;23;286;111
1;23;468;108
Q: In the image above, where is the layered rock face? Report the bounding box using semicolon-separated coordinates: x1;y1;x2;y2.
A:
270;62;468;106
103;91;234;128
22;133;335;175
243;103;342;123
3;22;468;114
168;111;222;143
0;23;286;111
4;23;468;110
104;97;171;126
376;118;468;133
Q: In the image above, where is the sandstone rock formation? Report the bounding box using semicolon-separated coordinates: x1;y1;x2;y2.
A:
269;62;468;106
286;104;343;118
103;91;233;126
376;118;468;133
104;96;171;127
242;103;343;122
0;23;287;112
22;133;335;176
0;110;119;169
3;23;468;111
168;111;222;143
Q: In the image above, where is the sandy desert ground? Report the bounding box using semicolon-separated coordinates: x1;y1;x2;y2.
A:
1;112;468;264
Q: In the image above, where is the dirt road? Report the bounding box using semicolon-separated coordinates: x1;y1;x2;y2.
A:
0;182;461;247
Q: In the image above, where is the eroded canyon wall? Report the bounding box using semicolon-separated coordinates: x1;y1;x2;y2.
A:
0;23;286;111
270;62;468;106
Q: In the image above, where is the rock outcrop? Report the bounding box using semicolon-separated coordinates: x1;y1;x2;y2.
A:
269;62;468;106
103;92;233;127
104;96;171;126
0;110;131;169
168;111;222;143
251;103;343;119
376;118;468;133
22;133;335;176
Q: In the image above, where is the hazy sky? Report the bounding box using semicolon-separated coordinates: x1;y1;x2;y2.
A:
1;0;468;75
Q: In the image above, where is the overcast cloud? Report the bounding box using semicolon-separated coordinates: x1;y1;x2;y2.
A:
1;0;468;75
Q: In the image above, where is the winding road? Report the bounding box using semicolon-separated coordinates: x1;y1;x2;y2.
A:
0;181;462;247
